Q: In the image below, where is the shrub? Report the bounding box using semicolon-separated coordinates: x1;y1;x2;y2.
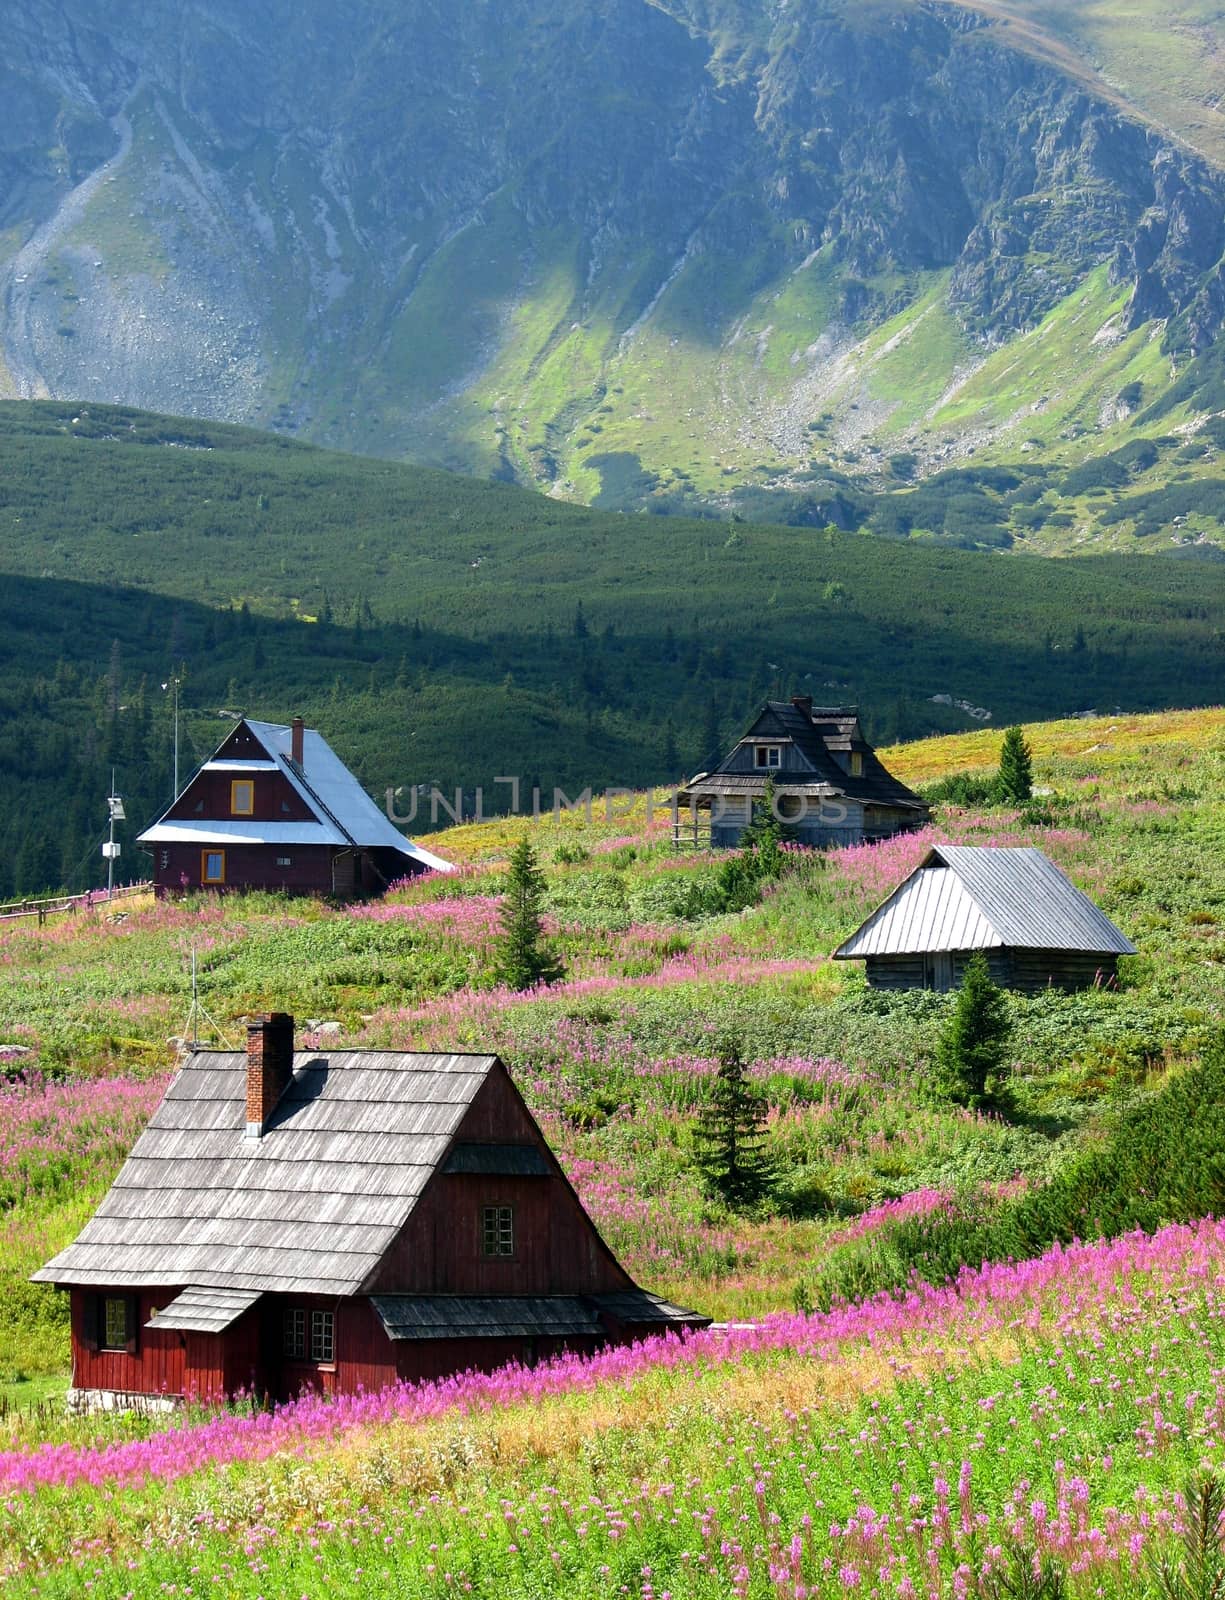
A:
919;771;999;806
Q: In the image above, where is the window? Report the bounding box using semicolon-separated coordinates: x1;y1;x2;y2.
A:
230;779;255;816
101;1295;132;1352
276;856;292;867
310;1310;334;1364
283;1307;306;1359
754;745;781;770
283;1307;335;1363
849;752;863;777
482;1204;515;1257
201;849;225;884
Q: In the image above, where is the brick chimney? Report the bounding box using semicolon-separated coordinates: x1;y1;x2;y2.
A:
791;695;814;719
245;1013;294;1138
290;716;305;767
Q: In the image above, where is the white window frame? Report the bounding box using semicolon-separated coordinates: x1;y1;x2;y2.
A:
754;744;782;770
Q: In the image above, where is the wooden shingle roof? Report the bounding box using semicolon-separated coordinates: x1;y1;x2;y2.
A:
34;1051;500;1295
684;701;927;812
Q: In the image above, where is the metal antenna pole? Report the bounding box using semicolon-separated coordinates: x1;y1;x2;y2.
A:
107;768;115;899
180;943;234;1052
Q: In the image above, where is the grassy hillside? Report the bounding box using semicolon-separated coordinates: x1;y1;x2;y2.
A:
2;706;1222;1359
0;708;1223;1591
1;401;1224;898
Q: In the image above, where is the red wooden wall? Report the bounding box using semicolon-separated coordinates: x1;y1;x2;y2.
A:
366;1067;633;1297
69;1063;648;1403
162;768;314;827
71;1289;186;1398
151;842;337;896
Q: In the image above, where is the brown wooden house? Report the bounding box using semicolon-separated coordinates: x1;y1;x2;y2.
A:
34;1015;708;1409
681;698;928;848
833;845;1136;993
138;717;451;898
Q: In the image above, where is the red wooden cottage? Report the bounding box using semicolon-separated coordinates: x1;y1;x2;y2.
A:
138;716;451;898
34;1015;708;1409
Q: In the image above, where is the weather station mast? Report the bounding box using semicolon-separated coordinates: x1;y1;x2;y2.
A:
102;775;125;898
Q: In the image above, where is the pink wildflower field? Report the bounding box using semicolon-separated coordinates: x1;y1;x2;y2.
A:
7;1222;1225;1595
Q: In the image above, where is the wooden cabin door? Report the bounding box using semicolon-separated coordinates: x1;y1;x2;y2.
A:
925;953;954;991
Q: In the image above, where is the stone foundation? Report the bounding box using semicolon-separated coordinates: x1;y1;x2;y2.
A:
66;1387;182;1415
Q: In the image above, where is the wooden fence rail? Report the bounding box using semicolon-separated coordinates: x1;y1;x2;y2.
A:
0;881;152;925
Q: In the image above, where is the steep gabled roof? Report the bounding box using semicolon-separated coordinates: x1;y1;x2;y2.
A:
33;1051;500;1295
834;845;1137;958
138;719;452;873
686;701;927;812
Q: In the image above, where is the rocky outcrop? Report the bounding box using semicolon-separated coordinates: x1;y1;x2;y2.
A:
0;0;1222;459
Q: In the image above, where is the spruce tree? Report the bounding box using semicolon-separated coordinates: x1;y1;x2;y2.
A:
935;953;1012;1110
494;837;564;990
997;725;1033;803
693;1040;772;1205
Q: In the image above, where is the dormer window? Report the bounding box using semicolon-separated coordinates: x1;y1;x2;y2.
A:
231;779;255;816
850;752;863;777
754;745;781;770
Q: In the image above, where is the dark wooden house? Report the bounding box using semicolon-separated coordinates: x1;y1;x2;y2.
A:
833;844;1136;993
680;698;928;848
138;717;451;898
34;1015;707;1409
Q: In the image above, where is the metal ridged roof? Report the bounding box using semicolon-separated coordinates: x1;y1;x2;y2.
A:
138;719;453;874
34;1051;500;1294
137;820;346;846
247;720;454;873
835;846;1137;958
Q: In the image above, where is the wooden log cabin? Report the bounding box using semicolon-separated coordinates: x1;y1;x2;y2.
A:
833;844;1136;993
34;1016;708;1409
138;716;451;898
680;698;928;848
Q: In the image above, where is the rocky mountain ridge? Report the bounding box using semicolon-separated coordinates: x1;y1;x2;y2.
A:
1;0;1223;534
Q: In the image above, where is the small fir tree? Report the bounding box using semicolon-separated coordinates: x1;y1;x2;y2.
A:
494;837;564;990
935;952;1012;1110
744;775;785;876
693;1040;772;1205
997;725;1034;803
714;777;788;912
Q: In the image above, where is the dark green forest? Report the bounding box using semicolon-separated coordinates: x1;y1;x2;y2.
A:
1;401;1223;898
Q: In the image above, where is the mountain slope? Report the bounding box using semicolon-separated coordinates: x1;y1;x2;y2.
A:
0;398;1223;905
0;0;1222;538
